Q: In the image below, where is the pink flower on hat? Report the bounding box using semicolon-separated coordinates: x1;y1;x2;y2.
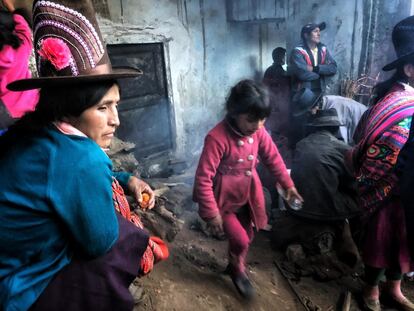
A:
38;38;71;71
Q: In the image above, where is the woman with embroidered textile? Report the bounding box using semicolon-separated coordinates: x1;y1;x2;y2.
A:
0;0;168;310
347;16;414;311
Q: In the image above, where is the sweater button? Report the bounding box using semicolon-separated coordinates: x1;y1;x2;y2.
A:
237;158;244;163
248;137;254;144
247;155;254;161
245;170;252;176
237;140;244;146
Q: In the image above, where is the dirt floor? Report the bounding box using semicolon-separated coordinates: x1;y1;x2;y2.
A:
134;217;301;311
122;171;414;311
131;209;414;311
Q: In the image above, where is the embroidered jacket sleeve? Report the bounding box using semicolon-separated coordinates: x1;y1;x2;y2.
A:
317;47;337;76
258;128;294;190
289;47;320;81
48;147;119;258
194;134;225;220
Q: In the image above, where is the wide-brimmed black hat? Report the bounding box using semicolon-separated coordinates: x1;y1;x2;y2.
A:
292;88;322;117
307;108;343;127
7;0;142;91
383;16;414;71
301;22;326;38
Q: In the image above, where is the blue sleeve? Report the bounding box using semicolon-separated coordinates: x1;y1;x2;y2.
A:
318;48;337;76
289;48;320;81
48;145;119;258
112;171;131;189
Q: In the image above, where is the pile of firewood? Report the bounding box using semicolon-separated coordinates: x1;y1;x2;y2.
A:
340;73;380;100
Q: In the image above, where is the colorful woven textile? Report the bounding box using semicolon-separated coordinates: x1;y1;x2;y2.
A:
112;178;169;276
351;83;414;164
349;83;414;211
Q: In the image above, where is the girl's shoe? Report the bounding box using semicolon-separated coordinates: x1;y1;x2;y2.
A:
231;273;255;299
222;264;231;275
362;295;381;311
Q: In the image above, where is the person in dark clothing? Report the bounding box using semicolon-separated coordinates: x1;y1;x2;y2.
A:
263;47;291;160
288;87;321;147
290;109;359;221
264;47;287;80
273;109;360;266
263;47;290;136
397;114;414;259
262;47;292;213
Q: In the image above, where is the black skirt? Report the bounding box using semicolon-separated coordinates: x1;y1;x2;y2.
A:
30;213;149;311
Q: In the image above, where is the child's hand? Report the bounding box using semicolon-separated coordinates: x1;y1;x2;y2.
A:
285;187;304;203
207;215;225;239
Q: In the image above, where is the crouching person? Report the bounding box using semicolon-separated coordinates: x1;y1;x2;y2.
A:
193;80;303;299
0;0;167;310
274;109;360;265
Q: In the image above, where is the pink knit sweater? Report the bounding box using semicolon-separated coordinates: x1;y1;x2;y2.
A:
0;14;39;118
193;120;294;229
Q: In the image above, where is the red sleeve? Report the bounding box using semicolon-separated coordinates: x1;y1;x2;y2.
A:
13;14;32;48
258;128;294;190
193;134;225;220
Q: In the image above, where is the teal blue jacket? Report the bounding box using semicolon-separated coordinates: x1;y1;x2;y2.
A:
0;126;131;311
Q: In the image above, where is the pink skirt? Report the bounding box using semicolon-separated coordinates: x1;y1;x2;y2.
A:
362;197;413;272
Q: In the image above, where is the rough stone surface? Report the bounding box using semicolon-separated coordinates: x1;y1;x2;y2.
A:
108;136;142;176
285;244;306;263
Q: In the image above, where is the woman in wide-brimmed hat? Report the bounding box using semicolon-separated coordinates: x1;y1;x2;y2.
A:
0;0;168;310
347;15;414;311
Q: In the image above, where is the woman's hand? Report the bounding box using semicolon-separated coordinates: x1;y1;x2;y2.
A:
127;176;155;210
2;0;15;12
285;187;304;203
207;214;225;239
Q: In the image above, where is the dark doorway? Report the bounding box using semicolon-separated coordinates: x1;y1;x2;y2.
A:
107;43;174;158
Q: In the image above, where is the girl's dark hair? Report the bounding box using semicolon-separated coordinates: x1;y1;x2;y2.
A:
371;55;414;105
0;80;117;154
226;79;271;120
0;10;22;50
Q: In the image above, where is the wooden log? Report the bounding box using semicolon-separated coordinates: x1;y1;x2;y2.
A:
341;291;351;311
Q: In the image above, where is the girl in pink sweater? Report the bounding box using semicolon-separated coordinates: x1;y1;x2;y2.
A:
193;80;302;299
0;0;39;130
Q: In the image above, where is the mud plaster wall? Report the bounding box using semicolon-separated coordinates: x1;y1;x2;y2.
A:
99;0;286;158
285;0;364;94
285;0;412;95
358;0;412;81
96;0;410;160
